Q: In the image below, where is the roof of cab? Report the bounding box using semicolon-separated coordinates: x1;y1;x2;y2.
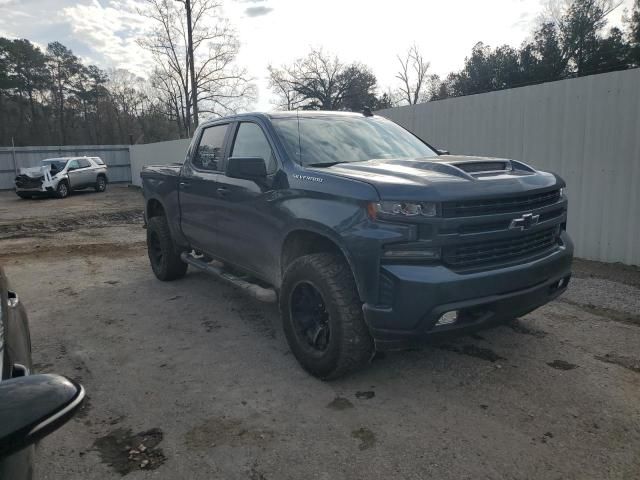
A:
201;110;369;126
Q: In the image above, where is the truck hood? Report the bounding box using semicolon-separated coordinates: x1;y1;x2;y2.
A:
18;165;50;178
309;155;562;201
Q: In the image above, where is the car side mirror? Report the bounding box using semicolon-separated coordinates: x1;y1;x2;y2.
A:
436;148;450;155
0;374;85;459
226;157;267;180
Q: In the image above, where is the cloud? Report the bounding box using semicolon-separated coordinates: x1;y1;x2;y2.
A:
245;5;273;17
61;0;153;75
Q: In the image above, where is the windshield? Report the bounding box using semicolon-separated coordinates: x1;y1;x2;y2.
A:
272;115;437;167
42;159;68;171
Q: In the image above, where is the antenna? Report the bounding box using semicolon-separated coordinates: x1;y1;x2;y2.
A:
362;106;373;117
296;108;302;163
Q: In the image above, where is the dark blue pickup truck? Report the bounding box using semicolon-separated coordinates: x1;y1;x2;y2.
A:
141;111;573;379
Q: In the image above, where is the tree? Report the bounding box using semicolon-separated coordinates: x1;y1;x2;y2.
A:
3;39;50;131
395;44;430;105
267;65;304;110
268;49;380;111
447;43;524;96
626;0;640;65
520;22;567;83
47;41;83;144
139;0;254;137
554;0;623;75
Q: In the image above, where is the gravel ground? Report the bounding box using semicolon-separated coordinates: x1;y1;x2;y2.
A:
1;186;639;480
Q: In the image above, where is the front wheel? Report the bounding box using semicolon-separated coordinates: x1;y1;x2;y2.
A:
280;253;373;380
95;175;107;192
146;216;188;281
55;181;69;199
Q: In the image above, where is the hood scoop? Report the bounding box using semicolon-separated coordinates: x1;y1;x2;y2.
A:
450;160;510;174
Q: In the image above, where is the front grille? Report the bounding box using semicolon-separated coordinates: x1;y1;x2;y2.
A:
443;226;560;268
442;189;561;217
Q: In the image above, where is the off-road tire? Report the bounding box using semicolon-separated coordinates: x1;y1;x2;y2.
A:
95;175;107;192
146;216;188;281
55;181;69;199
280;253;373;380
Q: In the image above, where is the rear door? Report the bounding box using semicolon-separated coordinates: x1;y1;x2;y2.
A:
179;122;231;255
214;121;281;280
76;158;94;186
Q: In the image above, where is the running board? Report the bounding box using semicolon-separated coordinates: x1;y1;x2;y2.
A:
180;252;277;303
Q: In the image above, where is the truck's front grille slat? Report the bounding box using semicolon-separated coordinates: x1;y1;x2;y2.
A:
442;189;561;217
443;227;560;268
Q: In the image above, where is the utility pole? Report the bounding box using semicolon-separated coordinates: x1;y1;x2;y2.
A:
184;0;199;129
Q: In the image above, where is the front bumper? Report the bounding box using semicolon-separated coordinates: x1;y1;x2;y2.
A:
363;231;573;350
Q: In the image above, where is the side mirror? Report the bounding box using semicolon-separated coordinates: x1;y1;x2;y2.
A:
436;148;450;155
0;374;85;458
226;157;267;180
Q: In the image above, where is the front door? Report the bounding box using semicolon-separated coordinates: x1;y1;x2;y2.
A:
179;123;230;256
66;159;82;188
215;121;281;281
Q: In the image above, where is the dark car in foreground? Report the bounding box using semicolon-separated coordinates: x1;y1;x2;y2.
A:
0;267;85;479
141;111;573;379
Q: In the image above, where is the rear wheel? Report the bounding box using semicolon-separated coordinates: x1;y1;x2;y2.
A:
95;175;107;192
280;253;373;380
146;216;188;281
55;181;69;199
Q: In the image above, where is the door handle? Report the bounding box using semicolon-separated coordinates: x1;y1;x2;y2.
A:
216;187;229;197
179;181;190;189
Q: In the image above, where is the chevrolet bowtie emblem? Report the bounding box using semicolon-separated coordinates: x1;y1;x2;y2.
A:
509;213;540;231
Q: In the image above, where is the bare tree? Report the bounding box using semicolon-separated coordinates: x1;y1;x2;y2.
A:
139;0;254;136
267;49;378;111
395;44;430;105
267;65;304;110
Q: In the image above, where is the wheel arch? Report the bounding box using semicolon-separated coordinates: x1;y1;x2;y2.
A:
146;197;166;220
280;226;364;301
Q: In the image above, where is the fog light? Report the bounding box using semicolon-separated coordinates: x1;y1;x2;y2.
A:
436;310;458;326
382;247;441;260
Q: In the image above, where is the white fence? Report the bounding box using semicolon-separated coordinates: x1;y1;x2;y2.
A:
0;144;130;189
130;139;191;187
378;68;640;266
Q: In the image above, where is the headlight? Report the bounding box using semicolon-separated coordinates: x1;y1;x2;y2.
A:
372;201;437;218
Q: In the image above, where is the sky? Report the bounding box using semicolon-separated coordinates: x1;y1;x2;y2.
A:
0;0;634;110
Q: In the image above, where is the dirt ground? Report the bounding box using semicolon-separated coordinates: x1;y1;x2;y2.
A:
1;186;639;480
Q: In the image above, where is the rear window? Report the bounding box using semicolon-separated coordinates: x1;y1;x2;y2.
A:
78;159;91;168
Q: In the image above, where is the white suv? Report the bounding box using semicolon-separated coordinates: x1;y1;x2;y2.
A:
15;156;108;199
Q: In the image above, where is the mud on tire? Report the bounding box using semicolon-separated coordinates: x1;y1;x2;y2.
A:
280;252;373;380
146;216;188;281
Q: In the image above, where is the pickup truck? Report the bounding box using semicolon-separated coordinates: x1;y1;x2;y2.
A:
141;111;573;379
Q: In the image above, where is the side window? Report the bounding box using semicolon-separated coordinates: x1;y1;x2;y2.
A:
93;157;105;165
78;159;91;168
193;124;228;171
231;123;276;174
67;160;80;170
